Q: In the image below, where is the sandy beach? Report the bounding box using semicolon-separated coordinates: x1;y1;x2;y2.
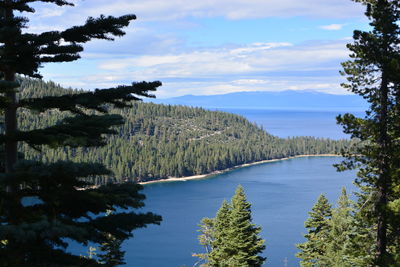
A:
138;154;339;185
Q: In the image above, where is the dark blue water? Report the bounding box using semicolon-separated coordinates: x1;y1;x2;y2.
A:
217;109;364;139
126;156;356;266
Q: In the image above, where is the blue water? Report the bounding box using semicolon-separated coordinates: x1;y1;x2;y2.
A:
69;109;359;265
126;156;356;266
217;109;364;139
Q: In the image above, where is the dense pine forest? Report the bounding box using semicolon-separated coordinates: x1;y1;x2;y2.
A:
12;78;354;183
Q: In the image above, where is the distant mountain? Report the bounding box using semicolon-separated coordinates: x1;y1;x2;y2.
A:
150;90;368;111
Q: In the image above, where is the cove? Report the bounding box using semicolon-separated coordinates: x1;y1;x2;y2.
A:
125;156;356;266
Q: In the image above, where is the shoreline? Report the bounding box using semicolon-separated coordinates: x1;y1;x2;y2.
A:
138;154;339;185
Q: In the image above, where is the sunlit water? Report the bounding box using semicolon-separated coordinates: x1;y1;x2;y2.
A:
126;156;356;266
217;108;364;139
69;109;359;266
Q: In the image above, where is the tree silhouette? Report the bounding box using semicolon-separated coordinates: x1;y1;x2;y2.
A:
0;1;161;266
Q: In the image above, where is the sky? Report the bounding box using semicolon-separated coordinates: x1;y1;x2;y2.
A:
27;0;370;98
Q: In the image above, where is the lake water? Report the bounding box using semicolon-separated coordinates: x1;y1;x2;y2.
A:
217;109;364;139
127;156;356;266
69;108;359;265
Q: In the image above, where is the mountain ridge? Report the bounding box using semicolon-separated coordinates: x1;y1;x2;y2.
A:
150;90;367;111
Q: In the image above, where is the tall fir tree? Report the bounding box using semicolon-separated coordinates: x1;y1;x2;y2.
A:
342;206;376;266
0;1;162;266
196;185;266;267
208;200;232;266
226;185;266;267
337;0;400;264
324;188;355;267
296;194;332;267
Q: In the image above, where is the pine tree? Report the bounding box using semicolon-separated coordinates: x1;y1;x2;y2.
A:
196;186;266;267
226;185;266;267
325;188;375;267
343;208;376;267
0;1;162;266
324;188;355;267
337;0;400;264
192;217;214;267
8;77;350;183
97;210;126;267
208;200;233;266
98;233;126;267
296;194;332;266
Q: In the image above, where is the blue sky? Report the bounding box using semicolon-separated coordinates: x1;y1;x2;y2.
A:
27;0;369;98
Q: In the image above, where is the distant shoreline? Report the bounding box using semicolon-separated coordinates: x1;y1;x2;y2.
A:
138;154;339;185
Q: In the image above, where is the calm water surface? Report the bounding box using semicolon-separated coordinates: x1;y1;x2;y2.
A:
126;156;356;266
217;109;364;139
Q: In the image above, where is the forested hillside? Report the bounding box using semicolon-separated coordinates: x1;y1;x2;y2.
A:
16;78;353;183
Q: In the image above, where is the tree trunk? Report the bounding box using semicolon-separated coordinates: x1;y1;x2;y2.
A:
376;70;389;265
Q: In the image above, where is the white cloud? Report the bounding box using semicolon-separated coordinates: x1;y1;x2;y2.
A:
30;1;361;97
153;77;349;98
27;0;365;27
36;8;66;18
97;41;348;79
97;43;297;81
232;79;268;85
230;43;293;55
42;39;352;97
320;24;346;31
77;0;364;21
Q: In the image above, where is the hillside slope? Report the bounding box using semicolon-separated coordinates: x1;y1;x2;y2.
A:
17;78;353;183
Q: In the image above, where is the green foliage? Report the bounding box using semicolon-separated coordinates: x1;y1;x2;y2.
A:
324;188;356;267
336;0;400;264
195;186;266;267
0;1;162;266
297;189;377;267
334;192;375;267
0;161;162;266
98;233;126;267
296;194;332;266
0;0;136;78
209;200;232;266
297;0;400;265
226;186;266;266
15;78;354;184
193;217;214;266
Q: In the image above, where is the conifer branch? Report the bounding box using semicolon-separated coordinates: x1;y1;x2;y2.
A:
0;14;138;78
0;0;75;12
19;81;161;114
62;14;137;42
0;114;125;148
1;160;111;192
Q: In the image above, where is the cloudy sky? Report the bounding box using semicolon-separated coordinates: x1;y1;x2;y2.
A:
28;0;369;98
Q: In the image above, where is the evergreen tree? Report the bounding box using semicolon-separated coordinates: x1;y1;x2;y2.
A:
16;78;352;183
343;208;376;266
324;188;375;267
0;1;162;266
208;200;232;266
324;188;355;267
192;217;214;267
337;0;400;264
296;194;332;266
226;185;265;267
98;233;125;267
196;186;266;267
